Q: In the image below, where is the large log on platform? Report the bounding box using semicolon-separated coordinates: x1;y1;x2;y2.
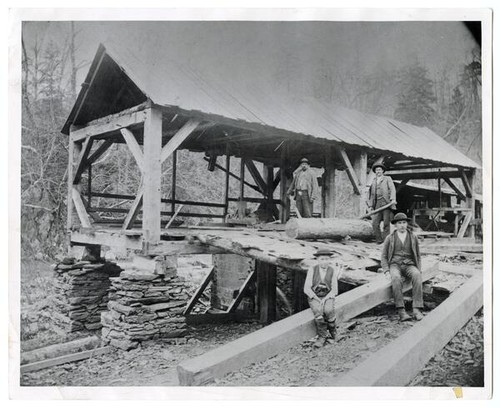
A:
286;218;374;240
177;259;439;386
327;273;483;386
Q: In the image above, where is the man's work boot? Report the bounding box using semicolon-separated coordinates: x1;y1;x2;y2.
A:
397;308;412;322
413;308;424;321
327;322;337;340
313;318;328;348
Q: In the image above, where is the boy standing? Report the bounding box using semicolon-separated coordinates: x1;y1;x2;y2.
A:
304;249;344;348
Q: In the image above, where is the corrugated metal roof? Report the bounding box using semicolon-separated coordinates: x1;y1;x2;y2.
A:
64;42;480;169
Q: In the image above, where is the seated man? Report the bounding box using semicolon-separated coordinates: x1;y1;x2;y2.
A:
381;212;424;322
303;249;344;348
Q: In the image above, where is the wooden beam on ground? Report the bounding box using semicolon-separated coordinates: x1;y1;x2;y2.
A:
185;313;257;325
70;103;148;142
176;260;439;385
142;108;163;244
327;274;482;386
338;148;361;195
72;188;92;228
120;128;144;172
256;261;277;323
183;267;215;315
443;177;467;201
73;137;94;184
244;159;267;194
227;270;257;313
21;347;111;374
160;119;200;163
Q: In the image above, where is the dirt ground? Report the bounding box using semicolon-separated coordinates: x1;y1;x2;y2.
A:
19;257;484;387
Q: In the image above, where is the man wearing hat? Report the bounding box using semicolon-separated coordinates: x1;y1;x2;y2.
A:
304;249;344;347
381;212;424;322
367;163;397;243
287;158;319;218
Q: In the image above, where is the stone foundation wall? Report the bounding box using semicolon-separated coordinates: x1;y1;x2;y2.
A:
101;265;190;350
52;258;122;332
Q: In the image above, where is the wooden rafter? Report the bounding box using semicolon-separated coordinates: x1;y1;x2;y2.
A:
73;137;94;184
71;187;92;228
120;128;144;172
338;148;361;195
443;177;467;201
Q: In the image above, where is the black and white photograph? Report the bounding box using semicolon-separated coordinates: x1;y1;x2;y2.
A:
8;7;492;400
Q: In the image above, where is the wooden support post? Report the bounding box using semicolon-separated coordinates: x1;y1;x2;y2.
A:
323;146;336;218
256;261;277;323
466;169;476;238
353;152;368;217
73;137;94;184
338;148;361;195
263;164;275;220
223;150;230;219
292;270;308;313
142;108;163;244
328;274;483;386
238;158;246;219
177;260;439;385
460;170;473;198
279;144;290;223
66;137;79;232
171;150;177;214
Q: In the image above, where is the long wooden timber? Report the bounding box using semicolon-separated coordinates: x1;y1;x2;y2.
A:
176;259;439;386
328;273;483;386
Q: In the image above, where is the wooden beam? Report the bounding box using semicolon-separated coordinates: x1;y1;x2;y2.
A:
460;170;473;198
227;270;257;313
122;184;144;230
223;151;230;219
386;168;462;180
160;119;200;163
176;260;439;385
73;137;94;184
244;159;267;194
272;172;281;192
328;274;482;386
279;144;291;223
72;188;92;228
70;103;148;142
457;212;473;238
171;150;177;213
338;148;361;195
142;108;163;244
202;157;262;193
354;152;368;216
256;261;277;323
87;139;114;165
66;139;78;231
21;347;111;374
183;267;215;315
120;128;144;172
324;146;336;218
465;169;476;239
443;177;466;201
185;312;257;325
396;177;410;194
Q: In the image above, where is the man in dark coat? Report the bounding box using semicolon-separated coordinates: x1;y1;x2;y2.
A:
381;212;424;322
287;158;319;218
367;163;397;243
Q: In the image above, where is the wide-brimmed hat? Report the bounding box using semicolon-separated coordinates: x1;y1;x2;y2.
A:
371;163;386;172
300;157;309;164
391;212;411;224
314;249;334;257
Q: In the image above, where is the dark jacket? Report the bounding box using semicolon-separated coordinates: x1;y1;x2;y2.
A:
381;230;421;272
287;167;319;200
367;175;397;209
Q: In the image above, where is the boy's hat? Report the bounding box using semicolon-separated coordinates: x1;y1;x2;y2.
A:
300;157;309;164
314;249;334;257
391;212;411;224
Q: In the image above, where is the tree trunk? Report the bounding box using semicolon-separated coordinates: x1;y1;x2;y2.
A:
285;218;374;240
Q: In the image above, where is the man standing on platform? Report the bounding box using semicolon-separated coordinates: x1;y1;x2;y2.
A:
381;212;424;322
287;158;319;218
367;163;397;243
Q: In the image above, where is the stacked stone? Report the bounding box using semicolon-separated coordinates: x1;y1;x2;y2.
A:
52;258;122;332
101;260;190;350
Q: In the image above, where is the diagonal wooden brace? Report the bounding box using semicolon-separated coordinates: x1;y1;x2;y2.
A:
339;147;361;195
120;128;144;172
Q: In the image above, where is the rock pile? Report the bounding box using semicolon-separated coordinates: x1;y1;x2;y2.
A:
101;266;190;350
52;257;123;332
